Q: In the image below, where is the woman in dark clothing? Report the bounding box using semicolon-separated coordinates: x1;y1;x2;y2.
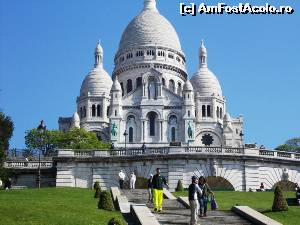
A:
198;176;213;217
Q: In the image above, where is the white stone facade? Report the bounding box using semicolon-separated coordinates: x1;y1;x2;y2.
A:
58;0;243;147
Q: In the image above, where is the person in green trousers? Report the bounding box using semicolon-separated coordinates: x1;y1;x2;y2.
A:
152;168;168;212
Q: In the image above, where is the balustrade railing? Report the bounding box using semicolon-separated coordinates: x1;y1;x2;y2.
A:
259;150;275;156
4;161;53;169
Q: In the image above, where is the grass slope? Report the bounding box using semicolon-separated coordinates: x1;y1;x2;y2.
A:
174;191;300;225
0;188;123;225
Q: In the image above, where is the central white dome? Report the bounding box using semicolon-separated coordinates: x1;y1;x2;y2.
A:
117;0;182;55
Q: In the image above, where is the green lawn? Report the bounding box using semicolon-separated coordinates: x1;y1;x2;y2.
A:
174;191;300;225
0;188;123;225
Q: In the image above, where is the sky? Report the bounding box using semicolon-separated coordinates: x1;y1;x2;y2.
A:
0;0;299;149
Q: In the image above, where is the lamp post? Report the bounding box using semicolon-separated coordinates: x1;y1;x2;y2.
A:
123;130;128;150
37;120;46;189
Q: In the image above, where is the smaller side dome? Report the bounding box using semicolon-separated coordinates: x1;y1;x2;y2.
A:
71;112;80;128
80;41;113;97
112;78;122;91
223;113;231;122
191;41;222;97
183;80;193;91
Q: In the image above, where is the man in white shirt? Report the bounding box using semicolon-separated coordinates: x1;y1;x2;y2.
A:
118;170;125;189
130;172;136;189
188;176;202;225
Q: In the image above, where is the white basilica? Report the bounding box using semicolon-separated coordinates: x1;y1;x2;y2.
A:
58;0;244;148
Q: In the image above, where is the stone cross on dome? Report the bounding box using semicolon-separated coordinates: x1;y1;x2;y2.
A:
144;0;158;12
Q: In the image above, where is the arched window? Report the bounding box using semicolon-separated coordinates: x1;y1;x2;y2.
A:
106;106;110;117
115;110;117;116
92;105;96;117
171;127;176;142
97;105;101;117
220;108;223;119
169;79;175;92
129;127;133;143
217;107;220;118
136;77;142;88
120;82;124;96
83;106;86;118
80;107;83;119
127;79;132;93
207;105;211;117
188;110;190;117
177;82;182;95
148;112;157;136
202;105;206;117
162;78;166;86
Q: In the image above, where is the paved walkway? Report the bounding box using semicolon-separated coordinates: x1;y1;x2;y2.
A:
121;189;253;225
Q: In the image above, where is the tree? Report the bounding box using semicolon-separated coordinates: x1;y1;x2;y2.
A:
94;181;101;198
0;112;14;162
25;128;110;155
0;112;14;182
272;186;288;211
275;137;300;152
98;191;115;211
175;180;184;192
108;218;126;225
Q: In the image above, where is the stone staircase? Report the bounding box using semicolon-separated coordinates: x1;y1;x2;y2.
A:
121;189;253;225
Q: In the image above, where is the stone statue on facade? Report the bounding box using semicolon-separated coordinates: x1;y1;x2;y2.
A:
111;123;118;137
188;122;193;139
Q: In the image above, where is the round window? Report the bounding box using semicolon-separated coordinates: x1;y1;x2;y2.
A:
201;134;214;146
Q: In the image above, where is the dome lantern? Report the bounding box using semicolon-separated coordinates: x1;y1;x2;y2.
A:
199;40;207;68
94;40;103;68
144;0;158;12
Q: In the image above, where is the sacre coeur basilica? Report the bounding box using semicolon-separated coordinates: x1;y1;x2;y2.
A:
58;0;243;148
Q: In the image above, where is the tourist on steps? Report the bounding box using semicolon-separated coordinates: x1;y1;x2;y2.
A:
148;174;153;203
118;170;125;189
198;176;213;217
130;172;136;189
152;168;168;212
189;176;202;225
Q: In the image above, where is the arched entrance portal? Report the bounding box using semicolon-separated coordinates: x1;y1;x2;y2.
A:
205;176;235;191
273;180;297;191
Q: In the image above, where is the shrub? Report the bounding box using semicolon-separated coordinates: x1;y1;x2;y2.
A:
107;217;126;225
175;180;184;192
272;186;288;211
94;181;100;190
94;181;101;198
98;191;115;211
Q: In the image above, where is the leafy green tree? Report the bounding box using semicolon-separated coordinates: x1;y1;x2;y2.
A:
0;112;14;161
25;128;110;155
275;137;300;152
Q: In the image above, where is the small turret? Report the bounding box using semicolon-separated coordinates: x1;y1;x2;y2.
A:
71;111;80;128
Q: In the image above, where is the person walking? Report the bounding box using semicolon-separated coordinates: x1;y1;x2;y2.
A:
147;174;153;203
152;168;168;212
130;172;136;189
189;176;202;225
118;170;125;189
198;176;213;217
